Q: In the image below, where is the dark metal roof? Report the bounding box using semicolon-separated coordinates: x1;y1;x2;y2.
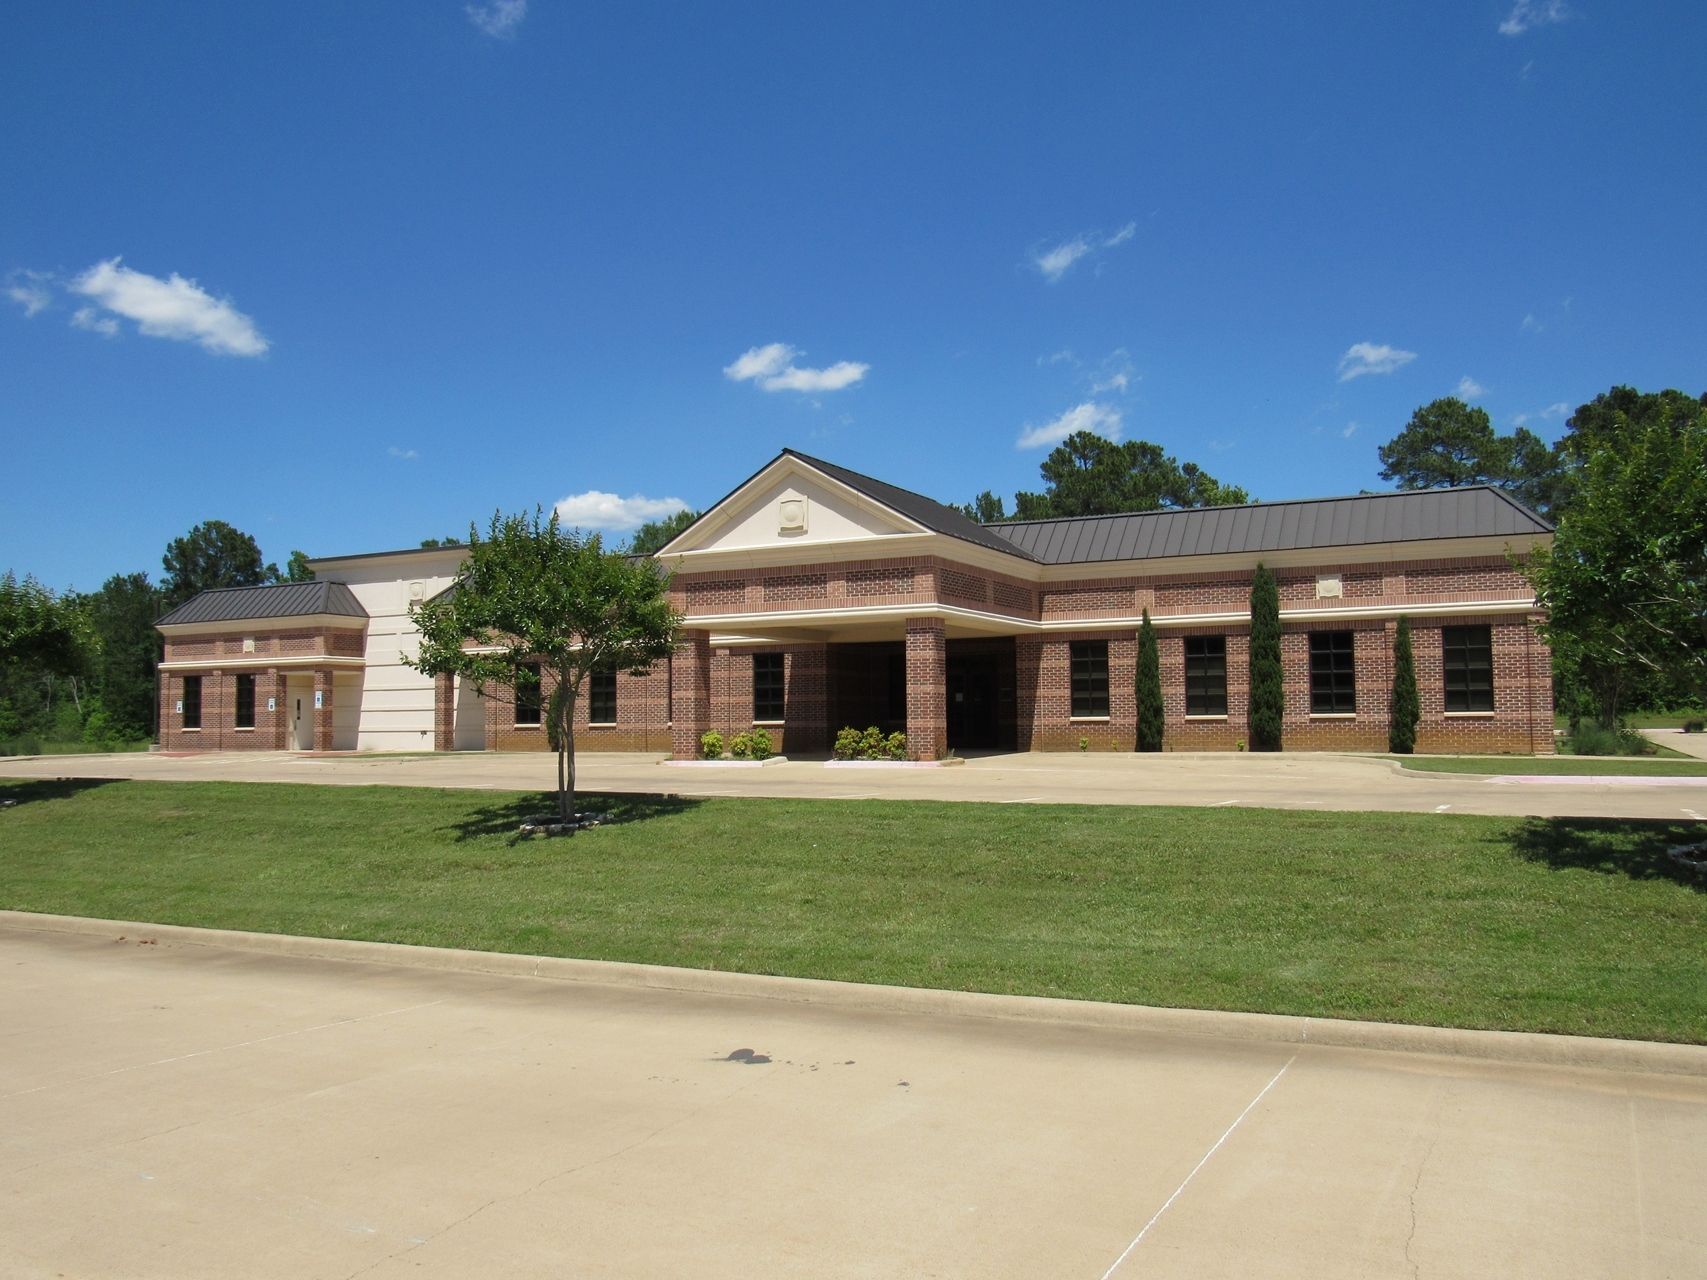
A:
986;486;1553;565
156;581;369;626
780;450;1043;561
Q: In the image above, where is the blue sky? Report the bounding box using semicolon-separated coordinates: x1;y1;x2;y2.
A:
4;1;1704;590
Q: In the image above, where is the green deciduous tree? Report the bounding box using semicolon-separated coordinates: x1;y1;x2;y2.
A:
283;551;315;582
628;509;701;556
0;573;89;676
86;572;165;740
961;432;1249;522
1527;390;1707;711
1377;397;1567;516
1136;609;1163;752
1388;616;1419;754
1248;564;1283;751
162;521;278;607
408;509;681;824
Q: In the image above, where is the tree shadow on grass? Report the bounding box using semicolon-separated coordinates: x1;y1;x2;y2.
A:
446;791;702;844
0;777;120;808
1503;817;1707;891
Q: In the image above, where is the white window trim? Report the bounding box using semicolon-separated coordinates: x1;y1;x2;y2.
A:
1184;714;1229;721
1443;711;1497;718
753;719;786;726
1309;713;1358;719
1069;715;1112;723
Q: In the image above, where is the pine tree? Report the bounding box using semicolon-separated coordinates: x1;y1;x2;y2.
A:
1388;615;1420;754
1247;563;1284;750
1136;609;1164;751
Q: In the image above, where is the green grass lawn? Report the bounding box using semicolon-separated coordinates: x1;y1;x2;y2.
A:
2;777;1704;1043
1394;755;1707;776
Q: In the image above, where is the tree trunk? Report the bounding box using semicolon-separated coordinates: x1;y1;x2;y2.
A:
551;677;579;825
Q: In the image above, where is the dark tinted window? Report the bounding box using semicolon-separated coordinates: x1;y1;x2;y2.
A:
514;665;542;725
887;652;906;721
182;675;202;730
1443;625;1494;712
235;673;255;728
1309;631;1356;714
1184;636;1227;716
753;653;785;721
1070;641;1109;717
589;668;617;724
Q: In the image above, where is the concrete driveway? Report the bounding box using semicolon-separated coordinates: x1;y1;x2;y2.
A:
6;747;1707;819
3;920;1703;1278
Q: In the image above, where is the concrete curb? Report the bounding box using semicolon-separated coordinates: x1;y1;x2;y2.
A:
4;909;1704;1077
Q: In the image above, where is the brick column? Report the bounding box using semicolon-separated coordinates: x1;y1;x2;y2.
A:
313;667;334;752
670;631;712;759
268;669;289;750
434;672;455;751
905;617;947;761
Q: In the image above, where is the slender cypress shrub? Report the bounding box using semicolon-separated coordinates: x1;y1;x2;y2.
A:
1136;609;1164;752
1247;563;1284;750
1388;614;1420;754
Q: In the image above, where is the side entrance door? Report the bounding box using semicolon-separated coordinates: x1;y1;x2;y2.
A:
287;675;314;750
946;655;999;749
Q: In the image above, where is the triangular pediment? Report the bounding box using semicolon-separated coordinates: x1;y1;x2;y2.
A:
665;456;926;555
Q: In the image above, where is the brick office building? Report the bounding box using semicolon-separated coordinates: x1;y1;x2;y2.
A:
157;449;1556;756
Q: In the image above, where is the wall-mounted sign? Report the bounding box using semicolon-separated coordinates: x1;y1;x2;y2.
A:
314;690;324;709
267;697;276;712
175;700;183;713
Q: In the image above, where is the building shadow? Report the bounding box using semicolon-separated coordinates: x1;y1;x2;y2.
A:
1503;816;1707;891
445;790;702;843
0;777;120;807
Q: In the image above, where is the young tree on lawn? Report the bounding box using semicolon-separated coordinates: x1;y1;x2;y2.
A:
1527;390;1707;708
1248;564;1283;750
1136;609;1164;752
407;509;681;825
1388;616;1419;754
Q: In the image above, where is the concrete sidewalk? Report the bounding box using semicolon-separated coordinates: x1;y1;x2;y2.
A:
7;746;1707;818
3;917;1702;1278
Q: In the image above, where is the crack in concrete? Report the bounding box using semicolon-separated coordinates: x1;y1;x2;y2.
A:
1403;1132;1440;1279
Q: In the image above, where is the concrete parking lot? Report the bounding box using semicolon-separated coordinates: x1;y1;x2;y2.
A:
3;919;1704;1278
6;747;1707;819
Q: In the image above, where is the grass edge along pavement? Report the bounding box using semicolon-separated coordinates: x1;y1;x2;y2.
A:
1;777;1704;1045
1391;754;1707;776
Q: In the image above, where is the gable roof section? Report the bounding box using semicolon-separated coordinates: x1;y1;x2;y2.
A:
156;581;369;627
987;486;1553;565
772;450;1043;561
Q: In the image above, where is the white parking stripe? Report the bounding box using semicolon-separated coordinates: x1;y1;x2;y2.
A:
1101;1056;1297;1277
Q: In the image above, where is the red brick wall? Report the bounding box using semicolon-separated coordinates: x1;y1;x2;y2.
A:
158;667;301;752
484;661;673;753
670;632;711;759
905;618;947;760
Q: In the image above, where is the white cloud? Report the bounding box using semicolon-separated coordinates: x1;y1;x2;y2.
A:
1090;348;1136;394
1342;422;1359;439
1017;401;1122;450
1521;313;1543;332
1457;376;1487;398
723;342;868;393
1513;403;1569;427
70;307;118;337
1032;223;1137;281
1035;236;1093;282
1500;0;1568;36
1337;342;1417;382
388;447;420;460
467;0;526;38
69;258;268;356
6;271;53;317
554;490;687;531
